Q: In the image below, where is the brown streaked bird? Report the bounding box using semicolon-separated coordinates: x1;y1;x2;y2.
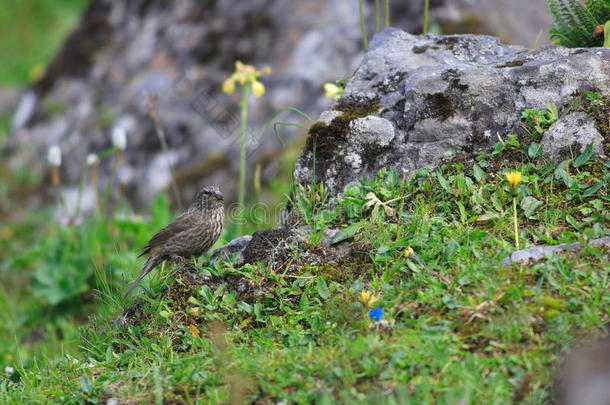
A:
124;186;225;297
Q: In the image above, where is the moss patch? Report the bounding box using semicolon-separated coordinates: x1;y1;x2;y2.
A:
422;93;456;121
304;97;381;182
242;228;292;265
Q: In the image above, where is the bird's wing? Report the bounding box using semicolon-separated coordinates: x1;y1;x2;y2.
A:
137;211;194;256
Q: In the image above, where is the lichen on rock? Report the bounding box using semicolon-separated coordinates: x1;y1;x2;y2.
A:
293;27;610;198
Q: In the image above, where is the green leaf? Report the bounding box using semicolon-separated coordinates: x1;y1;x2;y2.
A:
472;164;486;182
492;141;505;155
506;134;521;148
584;182;603;197
253;303;263;318
528;142;543;159
443;239;459;262
406;260;420;273
555;163;576;187
565;214;580;230
316;277;330;300
237;301;253;313
436;172;452;193
79;374;93;394
573;144;593;168
545;101;559;121
520;196;543;218
456;201;467;223
604;21;610;48
331;222;362;244
299;293;309;310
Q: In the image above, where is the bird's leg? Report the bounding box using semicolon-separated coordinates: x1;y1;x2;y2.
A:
170;255;198;270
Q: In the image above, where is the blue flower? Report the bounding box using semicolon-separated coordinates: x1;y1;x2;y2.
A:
368;306;383;322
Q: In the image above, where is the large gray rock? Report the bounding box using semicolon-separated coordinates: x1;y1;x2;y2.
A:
294;28;610;196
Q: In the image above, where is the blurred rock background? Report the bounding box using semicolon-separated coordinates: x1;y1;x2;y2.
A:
1;0;551;212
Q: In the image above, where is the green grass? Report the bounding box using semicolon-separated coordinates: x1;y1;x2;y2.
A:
0;0;87;85
1;104;607;403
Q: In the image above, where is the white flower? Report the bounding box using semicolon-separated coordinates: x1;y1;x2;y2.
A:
47;145;62;167
5;366;14;376
112;126;127;151
86;153;99;166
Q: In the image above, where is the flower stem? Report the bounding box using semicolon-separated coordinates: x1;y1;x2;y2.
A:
374;0;380;32
513;196;519;249
384;0;391;27
358;0;368;51
238;84;250;235
423;0;430;34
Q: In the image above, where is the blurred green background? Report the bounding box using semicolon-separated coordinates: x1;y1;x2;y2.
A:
0;0;87;85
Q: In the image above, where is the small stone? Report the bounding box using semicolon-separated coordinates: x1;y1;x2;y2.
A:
541;112;605;159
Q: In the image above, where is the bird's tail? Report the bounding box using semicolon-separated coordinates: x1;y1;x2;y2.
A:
124;254;163;298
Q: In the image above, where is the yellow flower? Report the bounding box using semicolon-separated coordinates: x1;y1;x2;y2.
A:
188;324;201;338
244;65;256;75
323;82;344;100
222;78;235;94
359;290;379;307
404;246;414;257
252;80;265;97
224;61;270;98
505;171;522;188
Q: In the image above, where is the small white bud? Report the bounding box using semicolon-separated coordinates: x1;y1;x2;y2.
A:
5;366;14;376
112;126;127;151
47;145;62;167
86;153;99;166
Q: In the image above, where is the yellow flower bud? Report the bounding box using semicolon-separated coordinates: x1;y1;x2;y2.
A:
252;80;265;97
222;78;235;94
505;171;522;188
404;246;414;257
235;60;245;72
261;66;272;75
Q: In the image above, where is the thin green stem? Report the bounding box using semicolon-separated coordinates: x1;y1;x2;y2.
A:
358;0;368;51
423;0;430;34
384;0;390;27
74;169;87;218
374;0;380;32
513;196;519;249
238;84;250;235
